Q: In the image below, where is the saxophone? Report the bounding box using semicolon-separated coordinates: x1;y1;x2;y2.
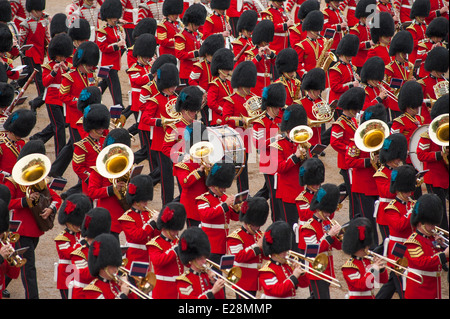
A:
315;37;336;71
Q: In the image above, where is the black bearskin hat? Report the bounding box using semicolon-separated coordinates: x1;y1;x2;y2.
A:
424;46;449;73
410;194;443;227
231;61;257;88
337;87;366;111
88;233;122;277
199;34;225;57
50;13;68;37
4;109;36;138
133;33;157;58
81;207;111;239
26;0;45;12
17;140;46;161
299;158;325;186
182;3;207;26
0;0;12;23
370;12;395;43
0;199;8;234
261;82;287;109
57;193;92;227
298;0;320;20
336;34;360;57
410;0;430;19
262;221;292;255
77;86;102;113
0;26;12;53
132;18;157;39
126;174;153;205
398;80;423;111
236;9;258;33
426;17;449;39
48;33;74;60
0;82;15;108
156;202;186;231
211;0;230;10
156;63;179;91
252;19;274;45
82;103;111;132
103;128;131;148
342;217;374;255
360;56;385;83
68;18;91;41
389;164;416;193
389;31;414;56
73;41;99;67
301;68;326;91
430;94;449;120
100;0;122;20
0;184;11;205
310;183;340;213
162;0;184;16
178;227;211;265
239;197;269;227
211;48;234;76
280;103;308;133
355;0;377;19
206;162;236;188
301;10;324;32
379;133;408;164
151;54;178;75
276;48;299;74
360;103;387;124
175;85;203;112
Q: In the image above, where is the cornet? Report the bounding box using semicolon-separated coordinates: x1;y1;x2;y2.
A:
432;226;449;248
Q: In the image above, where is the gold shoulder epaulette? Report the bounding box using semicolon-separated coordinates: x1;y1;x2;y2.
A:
118;212;135;223
373;167;388;179
83;280;103;293
302;218;316;232
97;26;107;35
295;190;309;203
342;258;360;270
146;237;163;250
74;140;88;153
54;232;70;242
195;194;210;205
176;272;193;285
393;116;404;126
269;141;283;151
174;162;190;171
227;229;244;243
386;200;400;213
62;72;74;83
420;130;430;139
259;261;276;274
223;95;234;104
70;247;87;260
330;63;342;74
405;233;424;258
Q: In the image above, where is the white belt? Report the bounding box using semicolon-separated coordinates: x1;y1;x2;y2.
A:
402;4;412;9
126;243;147;250
201;222;227;229
48;84;61;88
408;268;440;278
156;275;177;282
379;197;391;202
256;72;272;78
348;290;373;297
234;262;261;269
389;235;407;243
58;259;71;264
131;88;141;93
273;32;288;37
347;6;356;10
72;280;88;288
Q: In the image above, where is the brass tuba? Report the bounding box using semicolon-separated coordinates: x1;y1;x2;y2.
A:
189;141;215;176
96;144;134;210
12;153;55;232
429;113;449;168
354;119;390;170
289;125;314;161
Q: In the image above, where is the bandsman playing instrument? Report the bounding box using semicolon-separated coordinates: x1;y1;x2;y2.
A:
119;175;159;270
197;162;239;267
295;158;325;227
328;34;360;106
260;0;294;55
425;0;449;24
417;46;449;124
330;87;364;220
202;0;231;41
67;0;100;43
341;217;389;299
259;221;309;299
416;94;449;231
67;18;92;65
54;194;91;299
176;226;225;299
375;165;416;299
157;0;183;56
127;18;157;68
121;0;146;47
345;103;388;246
72;101;110;195
376;0;397;21
70;207;112;299
140;63;179;205
270;104;310;227
231;9;258;67
0;109;36;184
96;0;126;110
227;197;269;298
405;194;449;299
298;183;342;299
349;0;376;75
252;82;285;221
207;47;234;126
373;133;408;241
366;11;395;65
87;124;132;240
322;0;347;52
294;10;325;79
147;202;186;299
338;0;359;28
359;57;388;111
289;0;321;46
5;140;61;299
83;233;138;299
276;48;302;106
175;3;207;85
405;0;430;65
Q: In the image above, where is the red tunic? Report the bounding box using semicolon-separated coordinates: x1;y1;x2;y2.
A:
69;243;93;299
147;234;184;299
294;37;324;78
157;19;183;56
260;5;290;54
54;229;82;291
175;28;202;80
390;113;424;164
299;95;323;146
384;59;415;112
83;277;138;299
330;115;358;170
202;12;228;41
188;59;212;92
405;20;427;65
345;140;378;196
127;62;151;113
362;84;386;111
96;24;124;71
252;113;282;175
322;5;346;51
328;61;357;104
18;15;51;64
0;136;24;182
295;188;316;226
417;74;447;124
72;135;103;194
0;239;21;299
373;165;397;226
176;268;225;299
349;22;372;69
232;36;252;67
366;43;392;66
161;118;190;161
207;77;233;126
244;46;276;96
42;60;72;106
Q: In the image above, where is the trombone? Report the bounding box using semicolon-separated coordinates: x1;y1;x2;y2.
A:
379;81;399;102
364;250;423;284
286;250;343;288
203;259;256;299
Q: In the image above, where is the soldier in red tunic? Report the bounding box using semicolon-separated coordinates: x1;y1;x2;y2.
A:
416;95;449;231
259;221;309;299
54;194;91;299
119;174;159;271
322;0;348;52
175;3;207;85
176;226;225;299
375;164;416;299
367;12;395;66
405;0;430;65
374;133;408;241
67;0;100;43
148;202;186;299
67;18;92;63
70;207;111;299
232;10;258;67
275;48;302;107
359;57;388;111
202;0;232;42
227;197;269;298
341;217;388;299
405;194;449;299
157;0;184;56
127;17;157;69
289;0;320;47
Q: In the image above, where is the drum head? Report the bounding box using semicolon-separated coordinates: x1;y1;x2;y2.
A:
409;125;429;172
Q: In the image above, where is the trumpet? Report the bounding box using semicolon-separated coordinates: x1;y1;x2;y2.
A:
432;226;449;248
326;217;348;242
286;251;343;288
364;250;423;284
0;232;27;267
144;206;158;219
202;259;256;299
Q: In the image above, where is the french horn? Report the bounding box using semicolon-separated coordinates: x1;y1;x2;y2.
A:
354;119;390;170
